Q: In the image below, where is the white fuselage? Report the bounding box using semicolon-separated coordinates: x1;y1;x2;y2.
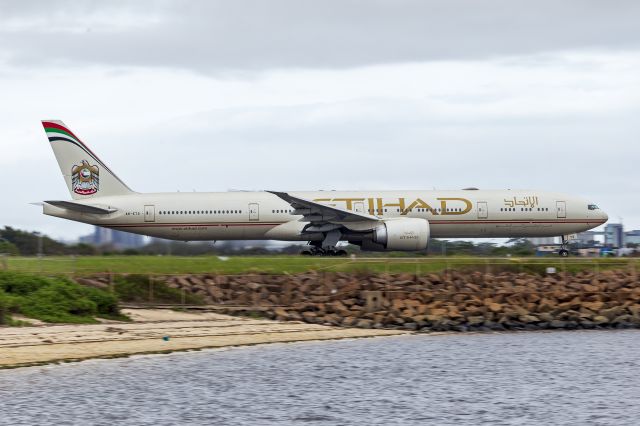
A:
43;190;608;242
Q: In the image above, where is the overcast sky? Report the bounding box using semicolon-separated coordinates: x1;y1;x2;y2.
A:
1;0;639;241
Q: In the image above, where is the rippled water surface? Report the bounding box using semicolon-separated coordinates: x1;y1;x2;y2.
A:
1;331;640;425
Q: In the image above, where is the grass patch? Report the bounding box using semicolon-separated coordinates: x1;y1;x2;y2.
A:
0;271;125;324
4;255;638;276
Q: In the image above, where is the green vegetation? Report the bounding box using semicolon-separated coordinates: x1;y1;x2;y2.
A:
0;271;124;324
0;291;13;325
0;226;96;256
3;255;638;276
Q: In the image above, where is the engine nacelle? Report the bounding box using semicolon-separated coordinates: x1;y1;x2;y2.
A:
370;218;430;251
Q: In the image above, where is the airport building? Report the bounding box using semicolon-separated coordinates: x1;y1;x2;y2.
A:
576;224;640;248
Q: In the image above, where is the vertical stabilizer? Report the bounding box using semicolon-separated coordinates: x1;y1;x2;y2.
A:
42;120;133;199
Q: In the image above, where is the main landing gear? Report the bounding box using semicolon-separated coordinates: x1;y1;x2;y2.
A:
300;230;348;256
300;247;348;256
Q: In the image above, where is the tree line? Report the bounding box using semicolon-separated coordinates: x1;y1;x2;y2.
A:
0;226;537;256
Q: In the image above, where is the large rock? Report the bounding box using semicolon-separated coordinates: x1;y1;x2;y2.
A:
302;311;318;322
592;315;609;325
273;307;289;320
342;316;358;327
207;286;224;300
600;306;625;320
581;301;605;312
486;302;503;313
549;320;567;329
355;319;374;329
518;315;540;324
537;298;557;313
427;308;448;317
246;282;262;291
467;316;485;326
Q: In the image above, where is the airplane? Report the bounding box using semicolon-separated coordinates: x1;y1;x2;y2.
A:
38;120;608;257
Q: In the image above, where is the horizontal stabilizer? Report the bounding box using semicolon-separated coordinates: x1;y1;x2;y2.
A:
44;200;117;215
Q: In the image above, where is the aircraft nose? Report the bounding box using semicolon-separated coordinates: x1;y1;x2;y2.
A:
601;210;609;223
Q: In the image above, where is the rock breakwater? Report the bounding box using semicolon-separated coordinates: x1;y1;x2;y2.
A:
84;269;640;332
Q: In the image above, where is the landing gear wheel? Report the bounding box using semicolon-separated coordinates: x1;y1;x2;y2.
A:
300;245;327;256
559;249;569;257
335;250;348;257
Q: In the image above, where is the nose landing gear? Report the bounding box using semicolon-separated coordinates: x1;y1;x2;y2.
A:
559;235;570;257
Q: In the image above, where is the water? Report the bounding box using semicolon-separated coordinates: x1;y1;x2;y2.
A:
1;331;640;425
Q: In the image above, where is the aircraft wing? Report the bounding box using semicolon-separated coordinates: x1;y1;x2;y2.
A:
44;200;117;215
267;191;380;226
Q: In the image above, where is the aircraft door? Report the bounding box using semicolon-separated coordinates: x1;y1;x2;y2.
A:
353;201;365;214
248;203;259;221
144;205;155;222
477;201;488;219
556;201;566;219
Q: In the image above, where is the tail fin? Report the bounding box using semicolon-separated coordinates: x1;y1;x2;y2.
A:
42;120;133;199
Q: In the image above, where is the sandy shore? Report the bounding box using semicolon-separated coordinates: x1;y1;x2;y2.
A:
0;309;405;369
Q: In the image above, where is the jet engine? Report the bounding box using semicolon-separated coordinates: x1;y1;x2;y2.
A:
359;218;430;251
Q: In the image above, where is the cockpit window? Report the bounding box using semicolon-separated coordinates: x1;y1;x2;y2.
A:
588;204;599;210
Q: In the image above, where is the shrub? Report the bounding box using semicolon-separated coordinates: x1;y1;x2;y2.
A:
0;271;126;324
19;281;98;323
81;286;120;316
0;272;46;295
0;290;8;325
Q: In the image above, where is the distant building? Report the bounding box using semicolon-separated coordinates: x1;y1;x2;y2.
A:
625;230;640;246
79;226;145;249
576;247;602;257
575;231;602;246
604;223;625;248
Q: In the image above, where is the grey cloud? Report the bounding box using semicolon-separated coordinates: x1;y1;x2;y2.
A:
1;0;640;72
